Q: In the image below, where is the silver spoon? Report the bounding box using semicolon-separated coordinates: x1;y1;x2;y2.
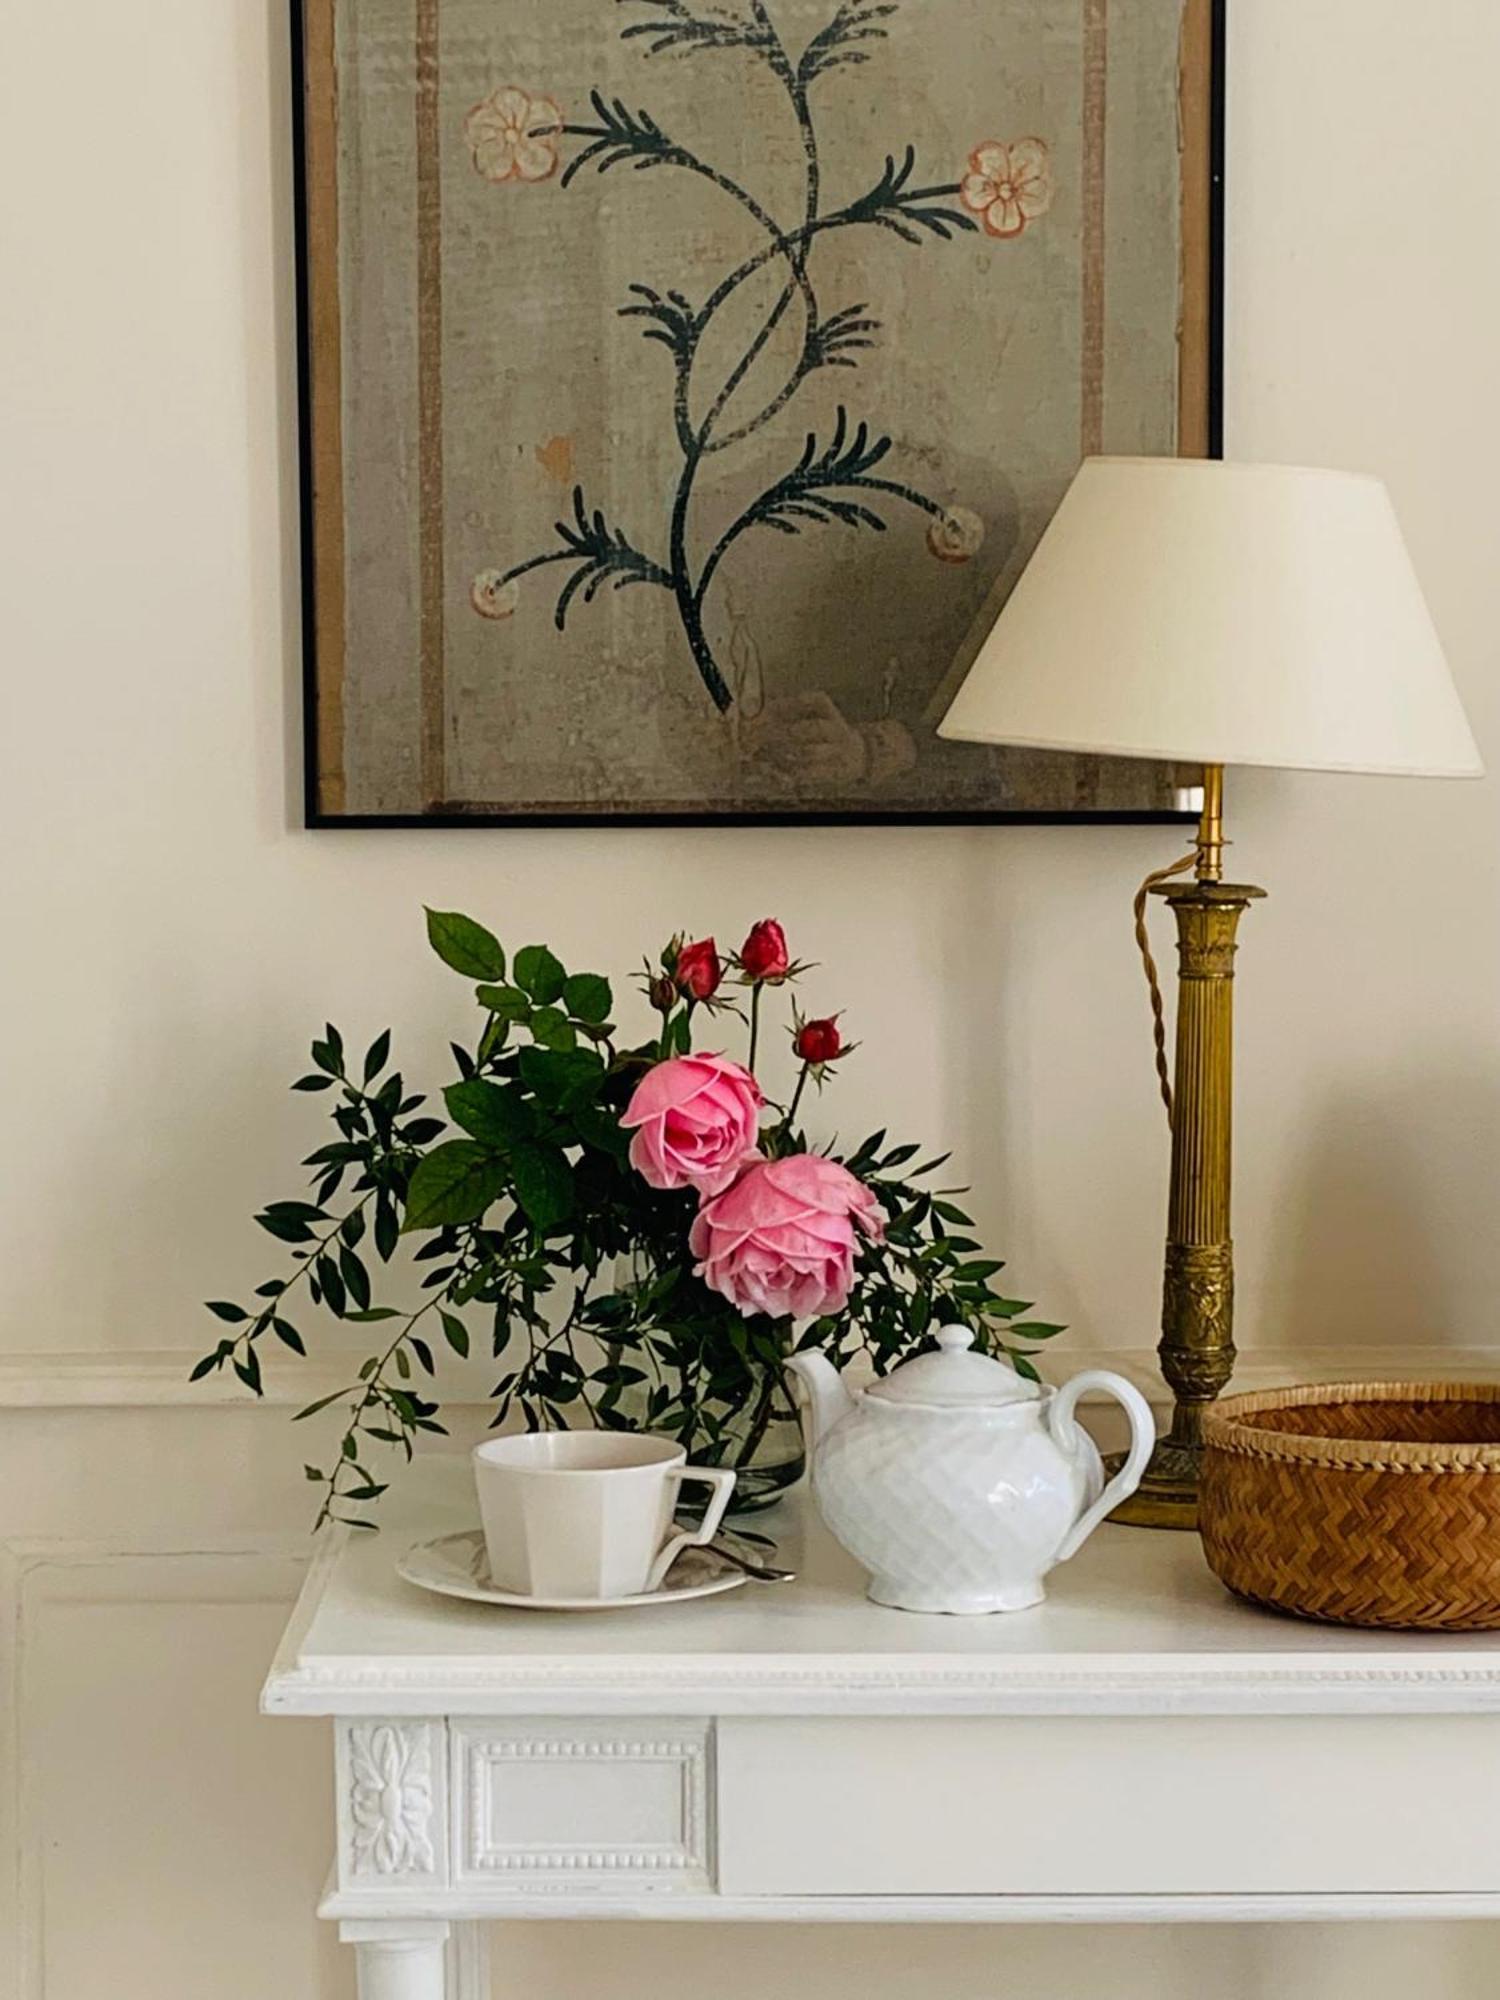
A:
706;1540;797;1584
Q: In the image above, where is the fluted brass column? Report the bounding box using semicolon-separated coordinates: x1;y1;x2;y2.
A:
1110;768;1265;1529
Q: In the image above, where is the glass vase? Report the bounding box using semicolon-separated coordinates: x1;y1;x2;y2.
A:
604;1254;806;1513
713;1362;806;1513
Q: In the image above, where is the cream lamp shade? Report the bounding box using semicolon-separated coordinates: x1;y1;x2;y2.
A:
939;458;1483;777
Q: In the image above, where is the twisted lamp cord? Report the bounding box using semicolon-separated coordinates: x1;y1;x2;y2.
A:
1134;852;1198;1125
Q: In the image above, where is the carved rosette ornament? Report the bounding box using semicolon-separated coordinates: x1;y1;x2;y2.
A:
349;1723;437;1876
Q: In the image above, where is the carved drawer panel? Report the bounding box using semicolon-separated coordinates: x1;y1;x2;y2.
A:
450;1720;712;1890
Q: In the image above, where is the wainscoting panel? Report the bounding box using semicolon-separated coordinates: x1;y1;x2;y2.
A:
5;1543;344;2000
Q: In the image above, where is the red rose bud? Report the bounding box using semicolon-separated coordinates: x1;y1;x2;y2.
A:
740;918;791;984
795;1016;845;1066
675;937;722;1002
648;975;677;1014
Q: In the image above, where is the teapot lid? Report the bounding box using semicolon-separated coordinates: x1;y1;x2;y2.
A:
866;1326;1044;1410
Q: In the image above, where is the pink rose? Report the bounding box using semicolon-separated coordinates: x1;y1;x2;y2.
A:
690;1154;886;1321
621;1053;763;1196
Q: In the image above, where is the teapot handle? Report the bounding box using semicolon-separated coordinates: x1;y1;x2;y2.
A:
1049;1371;1157;1563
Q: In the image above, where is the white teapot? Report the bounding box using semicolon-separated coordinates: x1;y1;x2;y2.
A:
787;1329;1155;1614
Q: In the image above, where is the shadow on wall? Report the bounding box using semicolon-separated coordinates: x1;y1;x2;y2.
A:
1259;1066;1500;1356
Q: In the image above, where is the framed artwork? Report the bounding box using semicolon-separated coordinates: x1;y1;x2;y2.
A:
295;0;1223;825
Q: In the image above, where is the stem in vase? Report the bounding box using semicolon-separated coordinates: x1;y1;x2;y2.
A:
729;1347;788;1471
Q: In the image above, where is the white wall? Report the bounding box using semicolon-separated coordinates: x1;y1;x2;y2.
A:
2;1;1497;1996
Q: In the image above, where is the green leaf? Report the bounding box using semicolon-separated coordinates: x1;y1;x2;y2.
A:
563;972;612;1024
339;1246;371;1311
363;1029;391;1083
292;1074;335;1092
234;1350;263;1396
316;1254;347;1316
514;944;566;1004
402;1141;511;1232
439;1311;470;1358
256;1213;314;1242
517;1046;604;1111
374;1196;399;1261
528;1006;577;1052
293;1391;348;1420
1007;1320;1066;1341
345;1307;402;1323
443;1078;534;1148
474;984;531;1020
570;1103;631;1159
304;1464;323;1481
189;1353;221;1381
273;1317;306;1354
204;1300;248;1323
509;1143;575;1231
425;908;507;982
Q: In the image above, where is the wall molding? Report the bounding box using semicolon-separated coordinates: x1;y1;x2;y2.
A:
0;1350;354;1408
2;1537;308;2000
2;1344;1498;1411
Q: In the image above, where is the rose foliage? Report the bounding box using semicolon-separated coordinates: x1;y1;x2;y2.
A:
194;913;1061;1528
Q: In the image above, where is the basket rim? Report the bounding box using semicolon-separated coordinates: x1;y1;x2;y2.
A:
1201;1379;1500;1472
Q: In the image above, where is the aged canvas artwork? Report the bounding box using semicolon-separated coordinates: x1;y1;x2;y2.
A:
300;0;1220;821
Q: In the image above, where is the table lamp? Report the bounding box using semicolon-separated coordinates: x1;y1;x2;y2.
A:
940;458;1483;1528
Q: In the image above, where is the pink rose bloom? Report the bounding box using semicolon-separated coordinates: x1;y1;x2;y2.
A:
621;1053;763;1196
690;1154;886;1321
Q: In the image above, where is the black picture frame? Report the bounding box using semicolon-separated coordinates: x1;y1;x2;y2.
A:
292;0;1224;831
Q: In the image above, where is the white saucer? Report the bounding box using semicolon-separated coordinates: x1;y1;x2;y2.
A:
397;1529;748;1611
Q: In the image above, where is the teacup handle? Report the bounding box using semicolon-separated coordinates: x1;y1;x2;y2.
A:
646;1467;737;1590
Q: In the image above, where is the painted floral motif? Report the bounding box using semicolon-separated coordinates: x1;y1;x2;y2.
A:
961;138;1053;239
348;1724;436;1876
471;569;520;620
466;86;563;184
926;505;986;564
470;4;988;710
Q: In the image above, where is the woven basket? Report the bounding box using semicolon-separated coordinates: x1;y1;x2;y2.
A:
1200;1381;1500;1630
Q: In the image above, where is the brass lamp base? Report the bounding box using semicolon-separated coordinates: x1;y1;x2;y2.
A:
1104;1435;1202;1530
1108;767;1264;1530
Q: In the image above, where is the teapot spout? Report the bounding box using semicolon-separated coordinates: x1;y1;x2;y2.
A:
784;1351;855;1452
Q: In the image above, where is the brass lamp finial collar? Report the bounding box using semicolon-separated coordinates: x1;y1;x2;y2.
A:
1196;763;1226;883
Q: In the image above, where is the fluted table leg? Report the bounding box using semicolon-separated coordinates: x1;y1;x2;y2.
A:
343;1920;451;2000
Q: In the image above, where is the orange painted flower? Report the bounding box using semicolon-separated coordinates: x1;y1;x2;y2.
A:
961;138;1053;239
471;570;519;620
465;87;563;185
927;506;986;565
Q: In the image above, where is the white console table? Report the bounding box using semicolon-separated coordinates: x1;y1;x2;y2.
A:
264;1457;1500;1997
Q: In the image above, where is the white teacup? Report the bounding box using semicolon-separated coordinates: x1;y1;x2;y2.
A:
472;1431;737;1601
